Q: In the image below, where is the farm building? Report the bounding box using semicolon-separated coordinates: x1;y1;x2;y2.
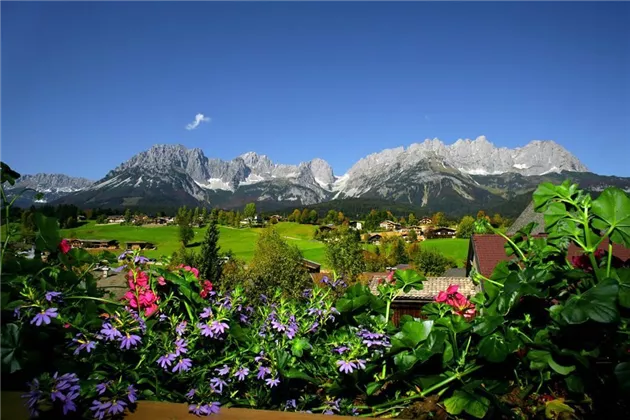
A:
301;259;321;273
68;239;119;250
429;227;456;239
368;234;383;245
379;220;401;231
418;217;433;225
106;216;126;224
349;221;363;230
125;241;157;251
369;273;479;325
318;224;336;234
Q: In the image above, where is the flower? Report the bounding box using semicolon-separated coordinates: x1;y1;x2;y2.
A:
59;239;71;254
198;322;214;337
336;360;357;374
208;402;221;414
355;359;366;370
108;399;127;415
215;365;230;376
13;306;21;319
265;377;280;388
157;276;166;286
45;291;63;303
175;321;186;335
120;333;142;350
333;346;349;354
200;280;213;299
210;377;228;393
90;400;112;420
210;320;229;335
200;307;213;319
234;367;249;381
185;388;196;399
30;308;58;326
172;358;193;373
21;379;42;418
100;323;123;341
189;404;210;416
285;399;297;410
72;335;97;355
257;366;271;380
127;385;138;404
174;338;188;356
96;381;110;395
157;353;177;369
179;265;200;278
134;255;150;265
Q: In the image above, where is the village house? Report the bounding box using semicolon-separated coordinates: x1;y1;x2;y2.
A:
68;239;119;250
301;259;321;273
379;220;401;231
106;215;126;224
429;227;457;239
368;233;383;245
349;220;363;230
125;241;157;251
269;214;284;222
418;217;433;226
240;215;263;227
368;271;479;325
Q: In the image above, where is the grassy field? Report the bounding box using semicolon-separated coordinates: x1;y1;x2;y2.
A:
419;238;469;266
58;221;327;265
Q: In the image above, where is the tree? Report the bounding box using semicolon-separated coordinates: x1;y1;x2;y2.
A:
456;215;476;239
308;210;318;225
476;210;487;220
201;208;208;224
20;210;36;243
288;209;301;223
244;203;257;225
337;211;345;225
408;229;418;243
432;212;447;227
247;227;310;299
325;210;337;225
176;206;194;246
408;213;417;226
391;237;409;265
325;226;366;283
410;247;454;276
96;214;107;224
196;217;222;285
301;209;310;225
192;207;200;227
124;209;132;224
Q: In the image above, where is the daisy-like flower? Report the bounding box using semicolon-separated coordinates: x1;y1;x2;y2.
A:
336;360;357;374
95;381;110;395
73;336;97;355
127;385;138;404
234;367;249;381
172;358;192;373
45;291;63;303
198;322;214;337
189;404;210;416
210;320;229;335
210;377;227;393
215;365;230;376
157;353;177;369
185;388;196;399
90;400;112;420
333;346;349;354
176;321;187;335
120;333;142;350
174;338;188;356
208;402;221;414
265;377;280;388
200;307;213;319
30;308;58;326
355;359;366;370
100;323;122;341
257;366;271;380
108;399;127;415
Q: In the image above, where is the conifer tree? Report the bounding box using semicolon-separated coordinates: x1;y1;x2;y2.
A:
198;216;223;284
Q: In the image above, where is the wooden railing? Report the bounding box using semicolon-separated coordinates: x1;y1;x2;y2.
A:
1;392;356;419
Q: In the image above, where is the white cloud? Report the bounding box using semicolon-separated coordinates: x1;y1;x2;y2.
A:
185;113;211;130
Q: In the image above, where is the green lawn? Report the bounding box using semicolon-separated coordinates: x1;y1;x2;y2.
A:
419;238;469;266
59;222;327;265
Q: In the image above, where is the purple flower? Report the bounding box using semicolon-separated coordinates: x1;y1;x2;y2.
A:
185;388;196;399
30;308;58;326
134;256;150;264
271;320;286;332
254;352;265;362
257;366;271;380
307;322;319;333
158;313;168;322
239;313;249;324
157;353;177;369
265;377;280;388
210;377;228;393
13;306;21;319
174;338;188;356
200;307;213;319
189;404;210;416
208;402;221;414
127;385;138;404
321;276;330;285
108;399;127;415
45;291;63;302
21;379;41;418
336;360;357;374
73;337;97;355
285;399;297;410
172;358;192;373
90;400;112;420
356;359;366;370
259;294;268;303
234;367;249;381
100;323;122;341
333;346;349;354
62;391;78;415
198;322;214;337
210;320;229;335
176;321;187;335
120;333;142;350
96;381;110;395
113;264;128;273
215;365;230;376
302;289;313;298
118;250;133;260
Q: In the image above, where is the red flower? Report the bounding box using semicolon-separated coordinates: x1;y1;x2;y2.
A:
59;239;71;254
63;323;71;329
157;276;166;286
435;284;476;320
199;280;213;298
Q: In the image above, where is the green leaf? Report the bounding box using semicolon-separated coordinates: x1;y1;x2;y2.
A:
478;333;509;363
442;341;454;364
34;213;61;252
391;320;433;351
473;315;504;337
291;338;310;357
561;277;619;324
565;375;584;393
533;183;559;211
393;351;418;371
548;358;576;376
615;362;630;393
544;202;568;230
366;382;383;396
444;390;490;419
591;188;630;247
613;268;630;309
545;399;575;419
284;368;318;384
527;350;575;376
1;323;21;373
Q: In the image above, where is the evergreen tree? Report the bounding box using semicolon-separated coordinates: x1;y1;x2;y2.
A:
408;213;417;226
124;208;132;224
176;206;194;246
391;237;409;265
325;226;366;283
300;209;310;224
193;207;200;227
308;209;318;224
408;229;418;243
197;218;223;284
201;207;208;224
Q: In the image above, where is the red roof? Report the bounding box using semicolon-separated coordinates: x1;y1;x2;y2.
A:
469;234;630;278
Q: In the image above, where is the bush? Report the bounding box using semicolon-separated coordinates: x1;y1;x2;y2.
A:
410;247;455;276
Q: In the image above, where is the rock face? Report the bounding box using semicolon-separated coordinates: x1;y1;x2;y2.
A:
6;173;94;205
13;136;629;215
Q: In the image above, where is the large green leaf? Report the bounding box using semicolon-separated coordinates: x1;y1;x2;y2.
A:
291;338;311;357
615;362;630;393
393;351;418;372
613;269;630;309
284;368;318;384
560;278;619;324
366;381;383;396
533;182;559;211
527;350;575;375
473;315;504;336
1;323;21;373
444;390;490;419
478;333;509;363
591;188;630;247
390;320;433;352
394;269;425;293
34;213;61;252
544;202;568;230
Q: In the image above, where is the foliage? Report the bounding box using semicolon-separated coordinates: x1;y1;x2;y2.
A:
243;203;257;222
246;227;311;299
176;206;195;246
196;218;222;285
410;246;455;276
3;164;630;419
457;215;476;239
324;226;366;283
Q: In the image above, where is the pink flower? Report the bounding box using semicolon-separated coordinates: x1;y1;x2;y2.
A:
387;271;394;283
144;303;159;317
446;285;459;294
180;265;200;279
436;291;448;303
157;276;166;286
139;290;157;306
59;239;71;254
124;291;138;308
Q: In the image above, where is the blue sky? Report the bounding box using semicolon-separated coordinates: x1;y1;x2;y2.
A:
2;1;629;179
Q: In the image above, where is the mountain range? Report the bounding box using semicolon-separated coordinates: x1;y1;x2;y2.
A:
7;136;630;217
